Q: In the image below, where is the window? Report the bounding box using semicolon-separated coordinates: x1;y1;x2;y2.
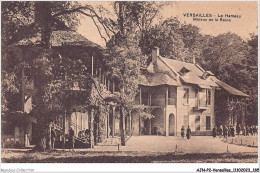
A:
180;67;190;76
142;89;149;105
195;115;200;131
135;92;140;105
206;116;211;130
206;89;211;105
183;88;189;105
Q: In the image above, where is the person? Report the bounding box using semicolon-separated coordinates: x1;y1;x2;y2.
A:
230;126;235;137
236;124;241;136
51;127;56;150
186;126;191;140
213;126;217;138
85;129;90;143
241;125;246;136
181;126;185;139
223;125;228;141
228;126;231;137
249;125;253;136
246;125;249;136
68;127;75;150
253;125;256;136
218;125;223;138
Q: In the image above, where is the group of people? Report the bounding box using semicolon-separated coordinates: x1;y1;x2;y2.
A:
50;126;90;150
181;126;192;140
68;127;90;149
212;124;258;139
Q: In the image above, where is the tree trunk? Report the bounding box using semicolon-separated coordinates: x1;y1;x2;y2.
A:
119;106;126;146
118;2;124;35
46;123;52;150
34;1;52;48
94;112;99;145
89;109;94;148
32;2;53;152
34;121;47;151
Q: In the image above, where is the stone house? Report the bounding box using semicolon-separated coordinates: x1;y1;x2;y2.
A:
132;47;248;136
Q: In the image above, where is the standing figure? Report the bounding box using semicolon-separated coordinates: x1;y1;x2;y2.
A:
242;125;246;136
68;127;75;150
213;126;217;138
223;125;228;141
249;125;253;136
181;126;185;139
228;126;231;137
246;125;249;136
85;129;90;144
230;126;235;137
51;127;56;150
253;125;256;136
186;126;191;140
236;124;241;136
218;125;223;138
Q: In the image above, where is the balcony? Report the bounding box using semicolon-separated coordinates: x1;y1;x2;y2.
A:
151;99;165;106
194;97;208;110
134;98;176;107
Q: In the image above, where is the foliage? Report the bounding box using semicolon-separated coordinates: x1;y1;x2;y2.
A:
2;1;257;149
142;17;257;125
201;33;257;125
132;105;154;120
141;17;210;63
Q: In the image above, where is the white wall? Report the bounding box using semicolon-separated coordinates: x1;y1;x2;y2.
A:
176;85;215;136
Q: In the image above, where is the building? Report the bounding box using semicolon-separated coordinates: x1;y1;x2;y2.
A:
133;47;248;136
2;28;119;148
2;33;249;148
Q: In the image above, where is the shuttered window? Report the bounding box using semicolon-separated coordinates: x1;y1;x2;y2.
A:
206;116;211;130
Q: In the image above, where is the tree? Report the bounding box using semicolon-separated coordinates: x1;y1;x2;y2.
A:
200;33;258;126
245;34;258;125
106;34;145;145
105;1;168;145
1;1;113;150
141;17;209;63
2;1;169;148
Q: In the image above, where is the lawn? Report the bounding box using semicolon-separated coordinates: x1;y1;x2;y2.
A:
1;149;258;163
225;135;258;147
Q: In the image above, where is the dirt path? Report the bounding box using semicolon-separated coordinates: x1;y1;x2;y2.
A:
93;136;258;153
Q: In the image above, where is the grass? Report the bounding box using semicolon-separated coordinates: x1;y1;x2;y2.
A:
224;135;258;147
1;149;258;163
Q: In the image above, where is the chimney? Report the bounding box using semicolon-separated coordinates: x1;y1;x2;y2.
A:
193;56;196;64
152;47;159;66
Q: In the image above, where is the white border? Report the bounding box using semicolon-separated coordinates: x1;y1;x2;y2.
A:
1;0;259;173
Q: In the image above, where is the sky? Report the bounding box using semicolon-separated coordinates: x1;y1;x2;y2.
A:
77;1;258;47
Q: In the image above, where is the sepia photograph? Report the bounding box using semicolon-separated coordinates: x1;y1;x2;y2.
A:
1;0;259;172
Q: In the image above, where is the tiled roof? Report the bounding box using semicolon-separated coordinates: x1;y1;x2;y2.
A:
160;57;218;87
139;73;180;86
17;30;103;49
144;55;248;97
211;77;249;97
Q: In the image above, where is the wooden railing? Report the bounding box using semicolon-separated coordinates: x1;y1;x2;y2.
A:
134;98;177;106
